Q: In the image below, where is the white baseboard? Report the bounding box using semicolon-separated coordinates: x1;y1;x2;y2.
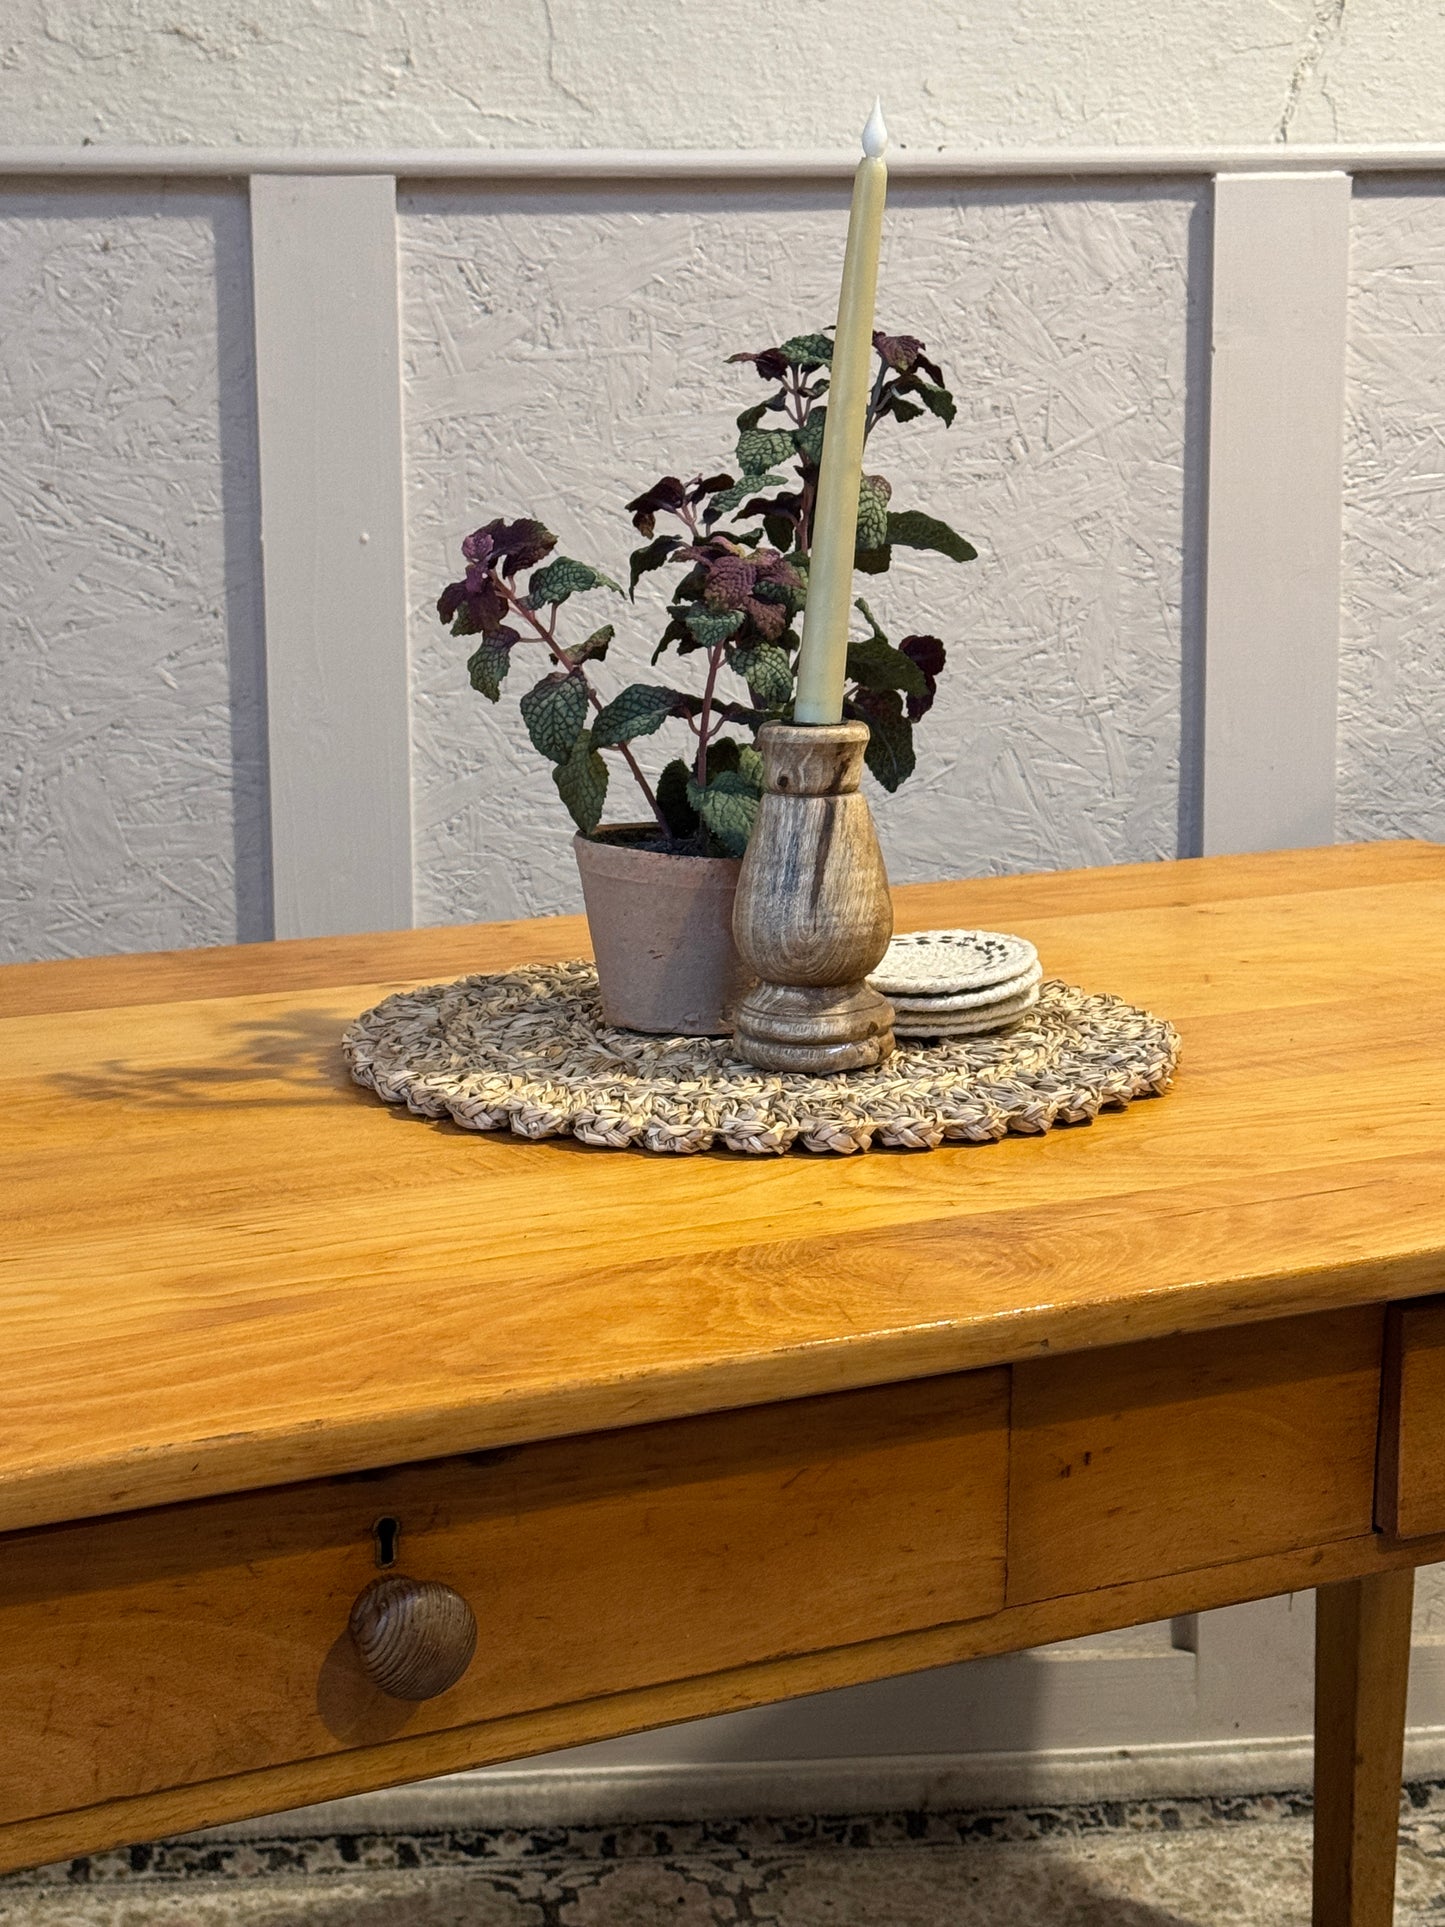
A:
203;1728;1445;1839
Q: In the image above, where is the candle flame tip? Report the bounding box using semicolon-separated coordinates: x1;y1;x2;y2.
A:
862;98;888;159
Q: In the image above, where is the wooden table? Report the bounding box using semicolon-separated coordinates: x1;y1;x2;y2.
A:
5;841;1445;1924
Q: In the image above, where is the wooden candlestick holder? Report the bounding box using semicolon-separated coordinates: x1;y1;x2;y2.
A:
731;721;895;1073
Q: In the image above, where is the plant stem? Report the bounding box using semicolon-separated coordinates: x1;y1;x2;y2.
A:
613;739;667;830
863;355;890;441
694;641;726;787
784;368;809;429
503;580;669;832
799;470;817;555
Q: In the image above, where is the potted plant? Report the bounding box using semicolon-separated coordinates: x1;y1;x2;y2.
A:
436;327;976;1036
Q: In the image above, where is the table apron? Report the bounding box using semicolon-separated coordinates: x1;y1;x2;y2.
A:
6;1297;1445;1874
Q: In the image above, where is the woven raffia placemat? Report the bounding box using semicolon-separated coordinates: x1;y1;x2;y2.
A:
344;961;1180;1156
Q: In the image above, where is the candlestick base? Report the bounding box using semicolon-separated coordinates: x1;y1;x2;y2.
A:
730;721;896;1075
732;980;895;1074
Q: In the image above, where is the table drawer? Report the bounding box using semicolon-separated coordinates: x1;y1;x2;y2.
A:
1377;1298;1445;1538
0;1370;1007;1827
1007;1307;1384;1601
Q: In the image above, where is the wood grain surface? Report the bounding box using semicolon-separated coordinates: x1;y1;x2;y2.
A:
5;1513;1445;1878
1009;1309;1384;1601
348;1575;480;1702
1376;1296;1445;1539
0;1375;1006;1826
4;841;1445;1533
1313;1569;1416;1927
732;722;895;1072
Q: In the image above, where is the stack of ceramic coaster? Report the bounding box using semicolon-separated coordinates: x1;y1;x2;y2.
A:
869;929;1043;1040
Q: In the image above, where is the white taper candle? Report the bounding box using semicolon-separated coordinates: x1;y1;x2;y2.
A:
792;100;889;727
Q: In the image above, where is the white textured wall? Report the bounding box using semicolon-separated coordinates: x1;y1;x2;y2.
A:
406;184;1203;925
1;0;1440;151
1339;184;1445;847
4;5;1444;960
1;12;1444;1800
0;185;268;963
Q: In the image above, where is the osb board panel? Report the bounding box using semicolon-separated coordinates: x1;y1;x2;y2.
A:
1007;1307;1385;1602
1341;185;1445;851
402;184;1203;923
0;185;269;964
0;1372;1006;1825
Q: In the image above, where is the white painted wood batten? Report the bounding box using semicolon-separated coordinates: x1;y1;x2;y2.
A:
3;141;1445;180
0;144;1414;922
250;174;414;938
1201;172;1352;855
3;137;1445;1784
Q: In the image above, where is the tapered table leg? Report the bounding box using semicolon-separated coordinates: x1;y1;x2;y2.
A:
1314;1569;1416;1927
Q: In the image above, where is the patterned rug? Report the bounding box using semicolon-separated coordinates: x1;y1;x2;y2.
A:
8;1787;1445;1924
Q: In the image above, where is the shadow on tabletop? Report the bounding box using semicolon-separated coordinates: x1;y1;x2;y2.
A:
44;1005;365;1110
41;999;1115;1167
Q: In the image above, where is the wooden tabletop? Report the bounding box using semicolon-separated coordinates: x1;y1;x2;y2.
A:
4;840;1445;1537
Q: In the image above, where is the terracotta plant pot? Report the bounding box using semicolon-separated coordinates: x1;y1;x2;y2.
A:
573;826;752;1036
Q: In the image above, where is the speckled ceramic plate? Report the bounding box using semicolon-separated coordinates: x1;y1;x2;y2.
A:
894;984;1043;1038
869;929;1039;997
887;960;1045;1014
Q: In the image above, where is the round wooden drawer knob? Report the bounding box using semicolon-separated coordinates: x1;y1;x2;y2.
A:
348;1574;478;1701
